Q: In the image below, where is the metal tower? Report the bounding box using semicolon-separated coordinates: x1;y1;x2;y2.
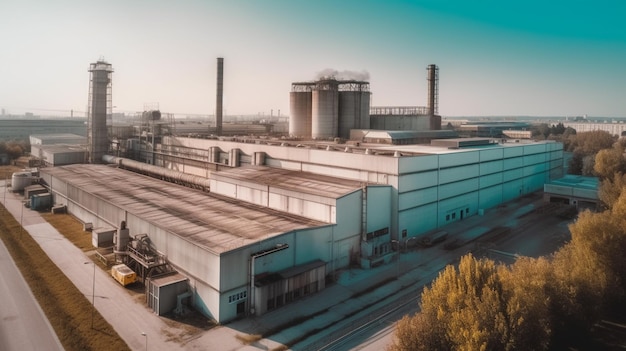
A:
87;60;113;163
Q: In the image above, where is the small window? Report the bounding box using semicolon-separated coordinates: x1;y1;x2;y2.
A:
446;214;450;221
452;213;456;219
466;208;469;214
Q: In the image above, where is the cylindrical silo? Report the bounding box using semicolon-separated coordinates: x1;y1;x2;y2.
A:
359;90;371;131
338;83;371;139
312;80;339;139
289;89;312;138
338;91;359;140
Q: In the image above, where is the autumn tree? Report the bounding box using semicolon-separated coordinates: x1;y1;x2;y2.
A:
594;144;626;180
498;257;552;350
599;173;626;209
567;130;616;175
390;254;552;351
567;130;615;154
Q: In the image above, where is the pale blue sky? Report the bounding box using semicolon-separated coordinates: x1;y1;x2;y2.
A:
1;0;624;117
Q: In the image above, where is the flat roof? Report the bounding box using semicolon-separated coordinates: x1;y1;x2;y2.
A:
30;133;85;140
371;139;557;155
213;166;363;199
32;144;87;153
548;174;599;190
41;165;326;254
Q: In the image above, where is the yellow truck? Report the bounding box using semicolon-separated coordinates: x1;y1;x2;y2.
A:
111;264;137;286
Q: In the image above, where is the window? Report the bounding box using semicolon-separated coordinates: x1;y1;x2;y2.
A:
466;208;469;214
446;214;450;221
452;213;456;219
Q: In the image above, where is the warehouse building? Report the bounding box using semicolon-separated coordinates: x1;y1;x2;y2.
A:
40;136;562;323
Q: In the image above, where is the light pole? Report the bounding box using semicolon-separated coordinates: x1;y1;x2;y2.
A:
84;261;96;328
141;332;148;351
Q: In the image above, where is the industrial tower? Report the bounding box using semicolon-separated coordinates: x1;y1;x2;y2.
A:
87;59;113;163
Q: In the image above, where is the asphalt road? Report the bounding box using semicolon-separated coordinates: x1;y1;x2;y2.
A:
0;206;64;351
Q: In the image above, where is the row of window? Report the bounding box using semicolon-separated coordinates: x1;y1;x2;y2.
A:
228;290;247;304
446;207;469;221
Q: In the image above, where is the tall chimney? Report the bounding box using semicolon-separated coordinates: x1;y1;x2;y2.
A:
87;59;113;163
427;64;440;130
216;57;224;135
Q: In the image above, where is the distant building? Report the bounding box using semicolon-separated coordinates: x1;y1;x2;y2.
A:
458;121;531;138
0;119;87;142
563;121;626;137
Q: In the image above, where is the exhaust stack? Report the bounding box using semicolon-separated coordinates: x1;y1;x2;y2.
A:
216;57;224;135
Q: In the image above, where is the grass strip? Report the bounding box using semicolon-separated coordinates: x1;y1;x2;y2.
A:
0;204;130;351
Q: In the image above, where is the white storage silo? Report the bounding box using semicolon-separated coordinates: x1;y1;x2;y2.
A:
312;80;339;139
289;87;313;138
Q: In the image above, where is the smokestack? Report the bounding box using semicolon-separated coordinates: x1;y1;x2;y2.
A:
427;64;440;130
216;57;224;135
87;59;113;163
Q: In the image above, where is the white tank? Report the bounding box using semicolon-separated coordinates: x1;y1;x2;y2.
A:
289;91;312;138
11;172;32;192
312;83;339;139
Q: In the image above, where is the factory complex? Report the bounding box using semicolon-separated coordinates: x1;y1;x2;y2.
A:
21;59;564;323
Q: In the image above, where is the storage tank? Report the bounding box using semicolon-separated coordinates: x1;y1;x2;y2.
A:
312;80;339;139
338;86;370;140
289;89;312;138
11;172;32;192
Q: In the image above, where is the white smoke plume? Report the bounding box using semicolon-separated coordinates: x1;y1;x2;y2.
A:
315;68;370;82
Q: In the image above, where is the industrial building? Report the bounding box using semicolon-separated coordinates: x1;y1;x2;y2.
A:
32;59;565;324
40;135;562;322
0;118;86;142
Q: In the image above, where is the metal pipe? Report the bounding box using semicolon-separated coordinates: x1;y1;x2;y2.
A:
102;155;212;191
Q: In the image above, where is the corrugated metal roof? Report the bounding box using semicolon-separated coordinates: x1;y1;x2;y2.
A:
41;165;326;254
213;166;363;199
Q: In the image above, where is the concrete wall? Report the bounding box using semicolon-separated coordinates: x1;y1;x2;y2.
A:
396;142;563;240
